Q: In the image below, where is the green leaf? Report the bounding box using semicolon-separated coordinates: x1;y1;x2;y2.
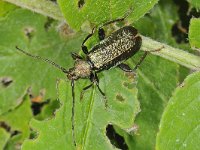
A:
0;9;81;114
134;0;178;44
189;18;200;49
123;56;179;150
156;71;200;150
1;7;140;150
0;128;10;150
0;1;16;17
1;0;63;20
57;0;158;30
118;1;180;149
22;70;140;150
187;0;200;9
34;99;60;120
0;95;32;149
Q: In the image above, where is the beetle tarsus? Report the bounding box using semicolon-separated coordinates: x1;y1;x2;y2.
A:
80;83;93;101
71;52;83;60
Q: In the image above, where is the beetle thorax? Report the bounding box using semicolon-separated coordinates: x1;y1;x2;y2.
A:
67;59;91;80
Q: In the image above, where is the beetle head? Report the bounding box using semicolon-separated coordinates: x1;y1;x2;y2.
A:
67;59;91;80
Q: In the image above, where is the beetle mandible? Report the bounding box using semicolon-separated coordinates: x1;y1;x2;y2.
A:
16;10;157;146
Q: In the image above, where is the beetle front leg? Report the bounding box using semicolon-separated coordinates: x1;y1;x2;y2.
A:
80;83;93;100
118;63;134;72
81;27;96;54
80;73;95;101
93;73;107;108
80;73;107;108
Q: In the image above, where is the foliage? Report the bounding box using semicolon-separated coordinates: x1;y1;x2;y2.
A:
0;0;200;150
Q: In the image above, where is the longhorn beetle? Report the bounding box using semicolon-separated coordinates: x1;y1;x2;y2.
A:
16;11;160;146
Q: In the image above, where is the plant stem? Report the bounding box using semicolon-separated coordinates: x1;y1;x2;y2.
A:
142;36;200;71
3;0;64;20
4;0;200;71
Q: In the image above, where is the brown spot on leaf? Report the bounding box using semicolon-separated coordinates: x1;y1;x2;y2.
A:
24;27;35;41
1;77;13;87
123;81;136;89
126;124;139;135
179;82;185;88
57;22;74;37
125;72;135;80
116;94;125;102
30;89;46;103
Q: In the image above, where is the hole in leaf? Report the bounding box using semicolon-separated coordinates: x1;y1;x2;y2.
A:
31;99;50;116
29;128;38;139
172;22;188;43
44;17;55;31
106;124;128;150
0;121;21;137
116;94;125;102
28;88;60;118
30;99;60;118
0;77;13;87
24;27;35;41
0;121;11;132
172;0;200;43
11;130;21;137
78;0;85;8
48;0;57;3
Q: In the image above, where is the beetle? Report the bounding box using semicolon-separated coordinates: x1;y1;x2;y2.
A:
16;12;156;146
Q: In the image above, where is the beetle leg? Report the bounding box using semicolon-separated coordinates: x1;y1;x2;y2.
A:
81;27;96;54
81;45;89;54
93;73;107;108
132;51;148;71
118;63;133;72
132;46;164;70
99;8;132;29
98;28;105;41
80;83;93;101
94;75;106;98
80;73;95;100
71;52;83;60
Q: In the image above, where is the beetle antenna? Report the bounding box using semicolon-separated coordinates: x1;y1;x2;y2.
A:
16;46;69;74
71;80;76;146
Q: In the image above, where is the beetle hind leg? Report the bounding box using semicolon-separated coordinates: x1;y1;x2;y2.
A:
132;46;164;70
